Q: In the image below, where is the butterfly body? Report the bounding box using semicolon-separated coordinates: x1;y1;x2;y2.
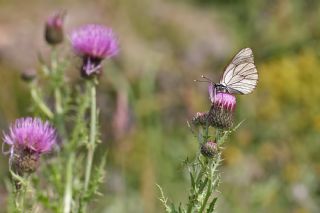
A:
213;83;240;94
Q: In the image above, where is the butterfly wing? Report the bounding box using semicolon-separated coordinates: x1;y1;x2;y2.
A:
219;48;258;95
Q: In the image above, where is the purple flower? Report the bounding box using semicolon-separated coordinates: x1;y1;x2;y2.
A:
45;11;66;45
70;24;119;78
207;90;236;129
211;92;236;112
3;117;57;173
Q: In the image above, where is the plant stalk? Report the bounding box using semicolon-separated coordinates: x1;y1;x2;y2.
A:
84;81;97;191
63;153;75;213
31;86;54;119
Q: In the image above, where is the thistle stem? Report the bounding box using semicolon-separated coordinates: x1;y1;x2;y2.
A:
18;190;26;212
54;87;67;136
51;48;67;140
199;178;212;213
84;80;97;191
63;153;75;213
12;174;29;212
55;88;63;114
187;202;193;213
31;86;54;119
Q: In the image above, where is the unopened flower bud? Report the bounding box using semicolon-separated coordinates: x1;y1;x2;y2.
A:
45;11;65;45
192;112;208;127
200;141;218;158
208;92;236;129
21;69;36;82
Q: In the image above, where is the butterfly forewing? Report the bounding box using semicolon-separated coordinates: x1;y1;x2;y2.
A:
219;48;258;95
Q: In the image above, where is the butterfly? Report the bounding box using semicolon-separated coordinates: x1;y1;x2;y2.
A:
204;48;258;101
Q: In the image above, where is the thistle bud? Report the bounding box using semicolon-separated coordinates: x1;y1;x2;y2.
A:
192;112;208;127
45;11;65;45
21;69;36;82
207;92;236;129
200;141;218;158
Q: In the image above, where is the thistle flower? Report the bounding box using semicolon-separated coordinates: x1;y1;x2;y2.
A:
45;11;65;45
200;141;218;158
3;117;57;174
70;24;119;78
207;92;236;129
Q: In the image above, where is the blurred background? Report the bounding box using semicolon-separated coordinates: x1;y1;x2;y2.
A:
0;0;320;212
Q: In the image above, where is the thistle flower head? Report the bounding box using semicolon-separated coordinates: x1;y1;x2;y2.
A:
45;11;65;45
201;141;218;158
3;117;57;173
71;24;119;59
208;92;236;129
70;24;119;78
211;92;236;111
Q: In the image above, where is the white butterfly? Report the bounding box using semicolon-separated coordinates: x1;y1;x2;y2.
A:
207;48;258;100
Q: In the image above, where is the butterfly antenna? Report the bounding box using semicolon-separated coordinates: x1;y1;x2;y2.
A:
194;79;209;83
201;75;213;83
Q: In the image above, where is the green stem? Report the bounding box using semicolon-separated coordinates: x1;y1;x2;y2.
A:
20;184;27;212
51;47;58;71
187;158;207;213
84;81;97;191
54;84;67;140
186;199;193;213
212;153;221;174
51;47;60;115
63;153;75;213
31;86;54;119
51;48;67;140
12;174;29;212
195;158;207;185
188;124;223;212
199;166;213;213
199;179;212;213
55;88;63;115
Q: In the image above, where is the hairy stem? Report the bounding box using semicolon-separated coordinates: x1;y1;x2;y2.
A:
84;80;97;191
199;178;212;213
54;87;67;140
12;173;29;212
63;153;75;213
31;86;54;119
51;48;67;140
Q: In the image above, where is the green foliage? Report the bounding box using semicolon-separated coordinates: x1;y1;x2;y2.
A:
83;153;107;202
3;45;108;212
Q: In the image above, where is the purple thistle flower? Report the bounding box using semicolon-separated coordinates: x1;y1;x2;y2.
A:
45;11;66;45
70;24;119;78
207;91;236;129
211;92;236;112
3;117;57;173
